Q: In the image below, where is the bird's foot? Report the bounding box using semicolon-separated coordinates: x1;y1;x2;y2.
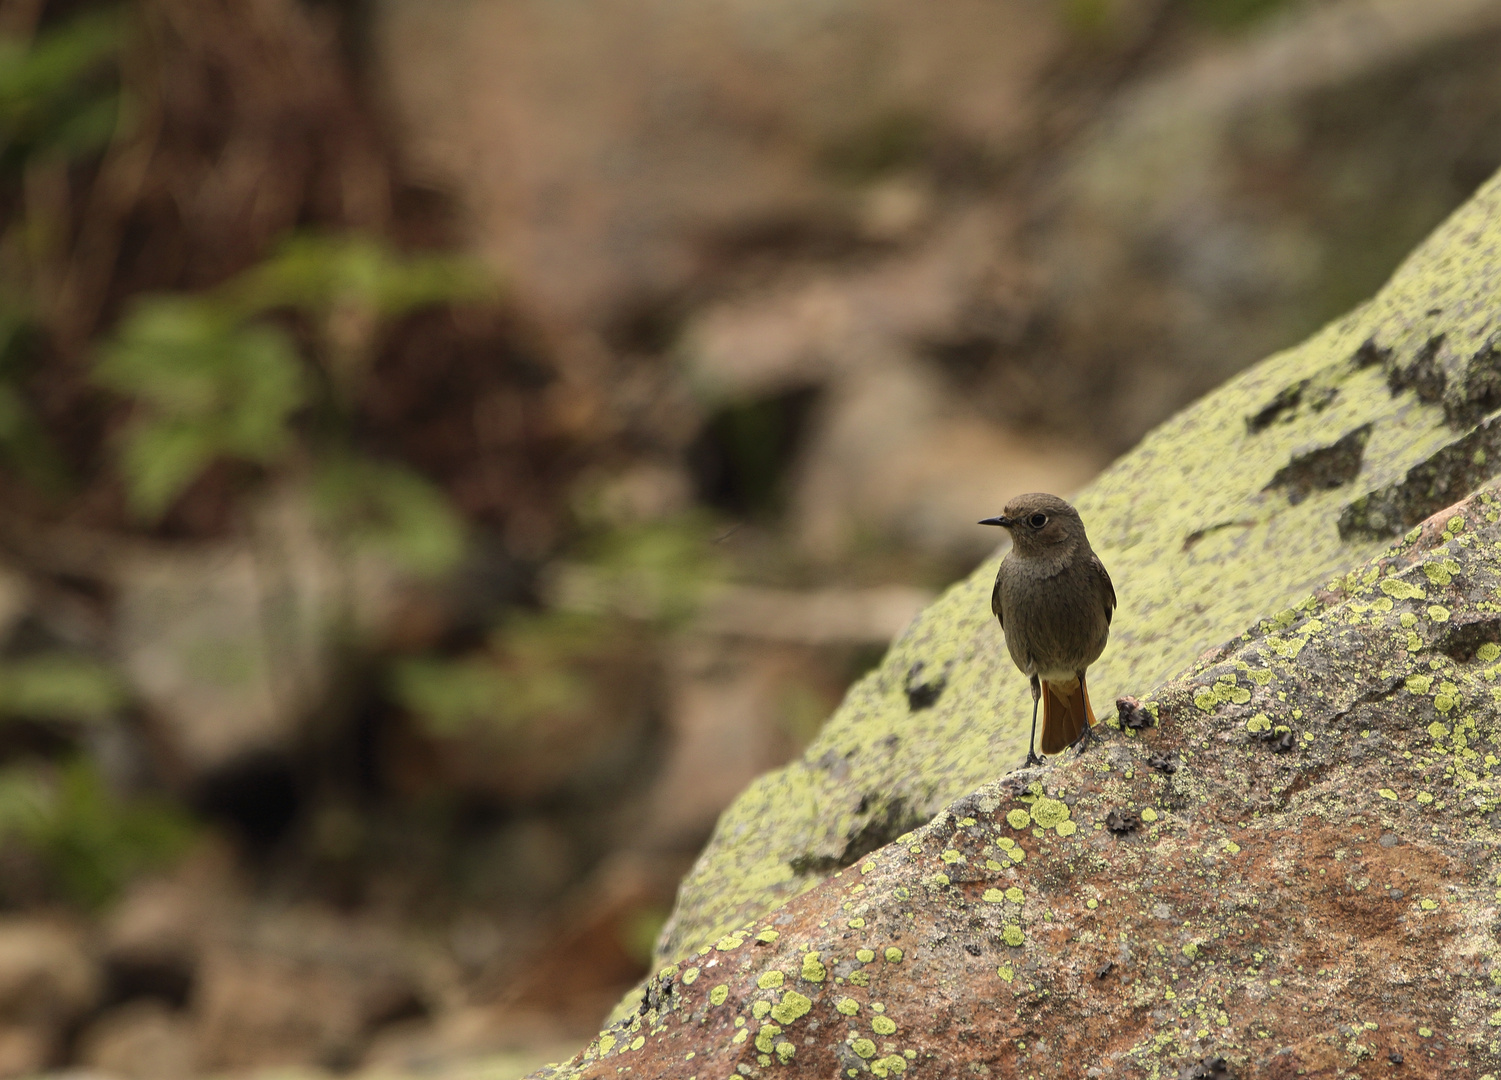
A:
1071;725;1101;756
1025;750;1045;768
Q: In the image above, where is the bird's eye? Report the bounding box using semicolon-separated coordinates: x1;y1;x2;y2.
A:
1028;513;1048;528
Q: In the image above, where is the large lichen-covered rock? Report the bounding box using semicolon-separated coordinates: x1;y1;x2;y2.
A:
649;166;1501;978
540;485;1501;1079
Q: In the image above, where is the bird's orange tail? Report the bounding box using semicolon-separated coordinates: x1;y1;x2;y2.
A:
1040;674;1096;755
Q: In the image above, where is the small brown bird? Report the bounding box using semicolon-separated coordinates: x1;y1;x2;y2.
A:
980;493;1116;765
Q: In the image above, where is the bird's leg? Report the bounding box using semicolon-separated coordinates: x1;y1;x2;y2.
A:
1071;723;1099;755
1072;670;1099;756
1026;675;1044;767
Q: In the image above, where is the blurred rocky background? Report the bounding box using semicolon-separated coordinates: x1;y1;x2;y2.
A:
0;0;1496;1076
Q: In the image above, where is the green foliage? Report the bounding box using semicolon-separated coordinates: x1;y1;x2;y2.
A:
570;516;724;626
312;454;466;578
0;654;127;721
0;9;126;495
94;233;488;534
1185;0;1298;29
95;297;307;517
393;516;721;738
0;311;70;493
0;8;122;169
0;758;194;909
236;233;491;322
820;110;929;183
390;612;603;735
1060;0;1296;37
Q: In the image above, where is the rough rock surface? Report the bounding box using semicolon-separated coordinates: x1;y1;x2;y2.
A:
1041;0;1501;435
0;919;100;1076
649;166;1501;984
541;482;1501;1079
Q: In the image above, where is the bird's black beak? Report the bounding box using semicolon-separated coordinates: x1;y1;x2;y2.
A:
978;515;1013;528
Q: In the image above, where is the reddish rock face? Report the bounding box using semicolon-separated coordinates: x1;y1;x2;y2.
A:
532;490;1501;1079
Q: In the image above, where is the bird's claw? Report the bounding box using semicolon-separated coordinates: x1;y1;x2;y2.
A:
1072;725;1100;756
1025;751;1045;768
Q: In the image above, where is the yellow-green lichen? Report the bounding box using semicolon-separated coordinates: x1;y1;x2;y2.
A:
1003;925;1025;947
771;990;812;1023
1031;797;1070;829
1423;560;1458;585
1380;579;1426;600
799;952;827;982
872;1015;897;1035
836;997;859;1015
851;1037;877;1059
885;947;904;963
757;970;784;989
983;888;1005;903
1006;809;1031;829
856;948;875;963
709;984;728;1006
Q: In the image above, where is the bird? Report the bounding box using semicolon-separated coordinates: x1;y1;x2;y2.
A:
979;493;1115;766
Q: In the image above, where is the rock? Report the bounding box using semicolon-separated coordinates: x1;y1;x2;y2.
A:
785;357;1099;563
114;487;410;788
75;1000;195;1080
678;213;1103;563
190;907;438;1073
100;875;209;1007
1032;0;1501;451
536;480;1501;1078
0;919;101;1076
372;0;1068;326
649;164;1501;976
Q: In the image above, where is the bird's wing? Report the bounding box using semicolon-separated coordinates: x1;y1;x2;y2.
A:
991;565;1004;627
1091;554;1117;626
